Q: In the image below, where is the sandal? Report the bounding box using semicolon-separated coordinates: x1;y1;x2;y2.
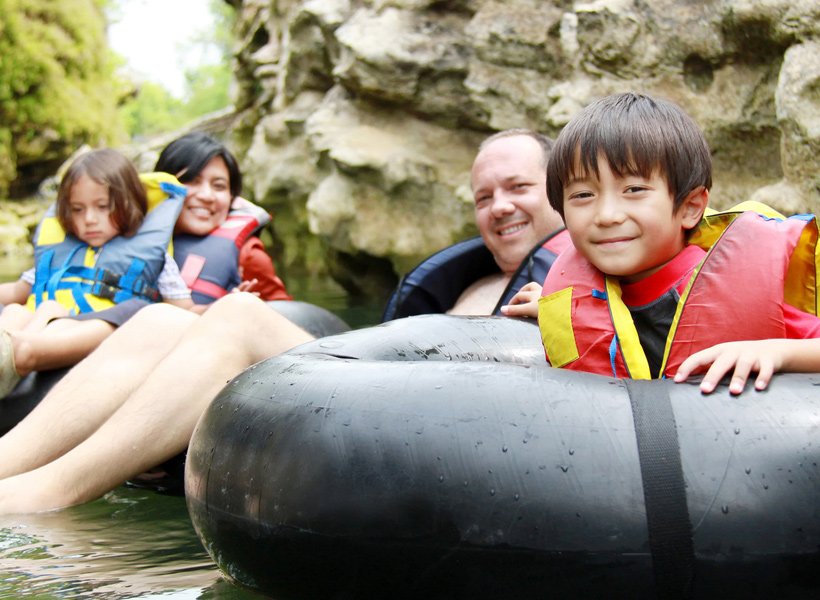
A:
0;329;21;399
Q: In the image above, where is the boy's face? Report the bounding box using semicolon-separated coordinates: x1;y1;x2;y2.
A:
562;155;704;283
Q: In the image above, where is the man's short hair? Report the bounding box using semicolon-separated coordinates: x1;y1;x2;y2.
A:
478;129;554;171
546;93;712;218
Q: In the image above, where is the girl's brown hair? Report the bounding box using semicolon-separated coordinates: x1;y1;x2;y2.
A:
56;149;147;238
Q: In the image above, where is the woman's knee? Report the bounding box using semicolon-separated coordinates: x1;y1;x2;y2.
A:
206;292;268;318
196;293;312;354
125;303;198;331
104;303;196;353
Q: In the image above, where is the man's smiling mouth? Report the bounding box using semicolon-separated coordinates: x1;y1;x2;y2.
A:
498;223;527;236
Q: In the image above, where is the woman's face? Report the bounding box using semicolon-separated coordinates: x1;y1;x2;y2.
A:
175;156;232;236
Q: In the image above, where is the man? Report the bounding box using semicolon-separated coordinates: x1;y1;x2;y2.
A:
383;129;568;319
0;129;566;514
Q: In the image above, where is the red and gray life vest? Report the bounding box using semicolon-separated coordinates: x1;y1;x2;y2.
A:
538;202;820;378
27;172;186;314
173;196;272;304
382;228;572;321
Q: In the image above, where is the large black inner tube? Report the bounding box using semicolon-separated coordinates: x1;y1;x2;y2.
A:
186;315;820;599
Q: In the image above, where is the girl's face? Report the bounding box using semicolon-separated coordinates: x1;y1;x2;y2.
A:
175;156;232;236
69;174;120;247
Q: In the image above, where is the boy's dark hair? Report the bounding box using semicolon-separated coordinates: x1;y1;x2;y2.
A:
546;93;712;218
155;132;242;199
479;129;554;171
57;148;147;238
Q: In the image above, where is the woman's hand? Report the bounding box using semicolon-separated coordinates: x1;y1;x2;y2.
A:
232;278;260;296
499;282;542;319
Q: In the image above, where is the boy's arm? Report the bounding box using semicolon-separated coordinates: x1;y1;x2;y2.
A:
674;338;820;395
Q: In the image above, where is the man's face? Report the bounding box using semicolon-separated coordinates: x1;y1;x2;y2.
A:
470;135;563;274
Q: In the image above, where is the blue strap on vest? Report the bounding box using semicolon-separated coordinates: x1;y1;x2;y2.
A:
609;335;619;378
40;246;88;313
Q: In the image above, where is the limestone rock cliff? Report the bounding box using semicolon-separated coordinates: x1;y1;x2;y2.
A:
230;0;820;297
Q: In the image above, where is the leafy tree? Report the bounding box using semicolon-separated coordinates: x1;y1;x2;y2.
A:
0;0;125;196
116;0;236;139
119;82;185;139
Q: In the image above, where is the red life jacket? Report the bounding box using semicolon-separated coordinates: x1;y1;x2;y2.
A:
174;197;271;304
538;204;819;379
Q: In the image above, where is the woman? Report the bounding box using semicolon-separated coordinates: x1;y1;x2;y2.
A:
0;133;290;397
0;133;312;513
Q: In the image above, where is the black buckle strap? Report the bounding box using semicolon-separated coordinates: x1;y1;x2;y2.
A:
92;269;161;302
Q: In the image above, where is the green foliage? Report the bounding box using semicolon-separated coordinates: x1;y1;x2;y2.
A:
0;0;125;195
116;0;236;139
119;82;185;138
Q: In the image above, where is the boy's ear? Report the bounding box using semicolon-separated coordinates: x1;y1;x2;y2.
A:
679;186;709;229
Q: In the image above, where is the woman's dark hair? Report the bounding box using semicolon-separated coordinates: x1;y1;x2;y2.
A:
57;148;147;238
546;92;712;218
154;132;242;198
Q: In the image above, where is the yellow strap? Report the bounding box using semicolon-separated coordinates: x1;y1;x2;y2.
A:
537;288;579;367
689;201;787;250
140;172;183;212
36;217;66;245
784;218;819;316
659;260;702;374
605;276;651;380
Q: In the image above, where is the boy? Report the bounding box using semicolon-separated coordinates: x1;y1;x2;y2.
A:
534;92;820;394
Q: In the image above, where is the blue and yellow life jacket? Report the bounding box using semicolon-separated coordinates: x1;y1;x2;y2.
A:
538;202;820;378
26;172;186;314
382;228;572;321
173;196;272;304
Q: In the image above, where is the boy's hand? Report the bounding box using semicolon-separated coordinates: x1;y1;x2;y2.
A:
500;282;542;319
674;340;785;395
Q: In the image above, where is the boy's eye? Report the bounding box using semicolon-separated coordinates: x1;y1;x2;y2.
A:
625;185;648;194
567;191;593;201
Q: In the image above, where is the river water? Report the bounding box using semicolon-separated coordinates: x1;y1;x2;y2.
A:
0;261;385;599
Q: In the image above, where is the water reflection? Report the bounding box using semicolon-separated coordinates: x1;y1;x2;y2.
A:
0;487;263;598
0;262;384;598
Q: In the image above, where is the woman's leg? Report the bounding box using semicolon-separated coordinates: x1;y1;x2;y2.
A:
0;303;196;479
0;293;314;513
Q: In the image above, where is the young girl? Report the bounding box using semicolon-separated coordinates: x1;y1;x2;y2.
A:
0;148;193;396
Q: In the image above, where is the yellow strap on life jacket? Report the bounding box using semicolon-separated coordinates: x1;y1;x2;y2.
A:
605;276;652;380
537;287;579;367
689;201;787;250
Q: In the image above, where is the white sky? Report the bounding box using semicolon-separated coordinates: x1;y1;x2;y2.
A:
107;0;218;98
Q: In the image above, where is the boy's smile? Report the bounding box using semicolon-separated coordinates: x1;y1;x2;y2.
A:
563;157;705;283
